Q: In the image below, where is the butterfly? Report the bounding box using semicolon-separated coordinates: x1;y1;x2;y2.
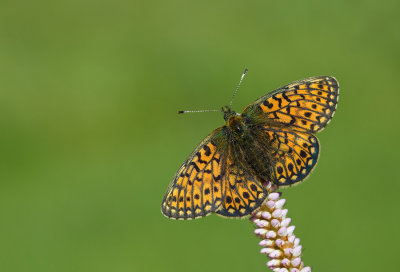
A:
161;73;339;220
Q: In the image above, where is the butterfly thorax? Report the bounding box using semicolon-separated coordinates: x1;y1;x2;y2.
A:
221;112;276;183
227;115;246;137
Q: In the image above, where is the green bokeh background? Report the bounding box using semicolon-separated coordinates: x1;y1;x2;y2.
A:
0;0;398;271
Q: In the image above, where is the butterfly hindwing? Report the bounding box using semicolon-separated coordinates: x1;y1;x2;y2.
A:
244;76;339;133
161;130;226;219
264;127;319;186
216;166;267;218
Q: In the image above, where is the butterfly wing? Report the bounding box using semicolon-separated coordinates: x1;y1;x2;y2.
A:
216;165;268;217
242;76;338;186
243;76;339;133
162;128;269;219
263;127;319;186
161;129;226;220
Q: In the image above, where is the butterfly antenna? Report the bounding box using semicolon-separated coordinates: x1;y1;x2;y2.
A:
178;109;219;114
229;68;248;108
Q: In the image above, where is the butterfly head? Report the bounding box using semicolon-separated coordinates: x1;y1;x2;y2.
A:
221;106;245;137
222;105;238;121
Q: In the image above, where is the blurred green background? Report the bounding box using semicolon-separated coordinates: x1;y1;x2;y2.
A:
0;0;398;271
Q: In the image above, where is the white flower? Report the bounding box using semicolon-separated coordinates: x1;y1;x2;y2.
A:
250;187;312;272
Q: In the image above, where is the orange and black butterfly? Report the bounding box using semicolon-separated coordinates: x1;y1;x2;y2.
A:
161;71;339;219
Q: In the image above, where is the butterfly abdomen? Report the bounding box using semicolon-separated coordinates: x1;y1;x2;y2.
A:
242;129;276;182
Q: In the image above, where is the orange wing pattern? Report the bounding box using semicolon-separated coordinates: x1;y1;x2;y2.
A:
216;166;267;217
264;127;319;186
244;76;339;133
161;131;225;220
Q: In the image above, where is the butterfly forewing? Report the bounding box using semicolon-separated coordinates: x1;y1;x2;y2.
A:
244;76;339;133
161;130;226;219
